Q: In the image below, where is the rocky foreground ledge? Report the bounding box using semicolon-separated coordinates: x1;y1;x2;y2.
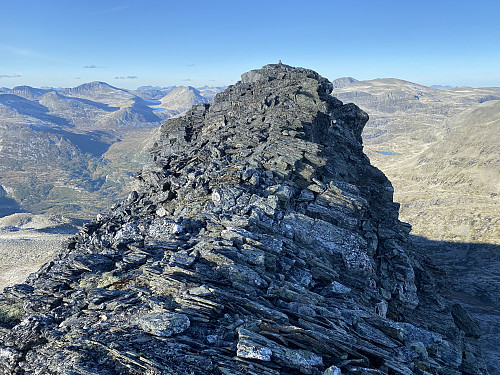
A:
0;64;487;374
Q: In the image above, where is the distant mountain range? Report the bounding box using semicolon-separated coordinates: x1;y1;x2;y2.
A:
430;84;460;90
332;77;500;370
0;82;224;218
332;76;500;244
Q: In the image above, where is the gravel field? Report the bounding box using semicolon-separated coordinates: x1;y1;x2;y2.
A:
0;213;79;291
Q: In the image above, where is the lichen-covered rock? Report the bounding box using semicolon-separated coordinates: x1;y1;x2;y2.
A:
137;312;190;337
0;64;488;374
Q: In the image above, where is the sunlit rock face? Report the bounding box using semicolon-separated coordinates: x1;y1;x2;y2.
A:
0;64;487;374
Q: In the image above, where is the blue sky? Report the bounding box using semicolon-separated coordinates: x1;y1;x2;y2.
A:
1;0;499;89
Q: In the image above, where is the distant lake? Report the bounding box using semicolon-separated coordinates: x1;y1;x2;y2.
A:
152;107;167;112
376;151;399;156
144;99;161;105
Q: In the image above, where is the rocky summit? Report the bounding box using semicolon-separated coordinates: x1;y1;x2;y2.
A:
0;64;487;374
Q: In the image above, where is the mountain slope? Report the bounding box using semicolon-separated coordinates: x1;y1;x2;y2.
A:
397;99;500;242
9;86;51;100
332;78;500;244
159;85;209;113
0;82;169;218
130;86;177;100
331;76;358;88
59;81;135;105
333;78;500;374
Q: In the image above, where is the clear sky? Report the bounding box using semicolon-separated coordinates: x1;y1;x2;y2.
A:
1;0;499;89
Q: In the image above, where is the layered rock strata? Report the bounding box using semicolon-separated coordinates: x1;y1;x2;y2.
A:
0;64;487;374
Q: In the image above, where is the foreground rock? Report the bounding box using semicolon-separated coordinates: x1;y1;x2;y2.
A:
0;64;487;374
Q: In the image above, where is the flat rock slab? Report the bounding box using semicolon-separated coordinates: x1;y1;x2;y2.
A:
138;312;190;337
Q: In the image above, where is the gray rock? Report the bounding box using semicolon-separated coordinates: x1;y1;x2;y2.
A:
324;365;342;375
451;303;482;338
138;312;190;337
325;281;351;295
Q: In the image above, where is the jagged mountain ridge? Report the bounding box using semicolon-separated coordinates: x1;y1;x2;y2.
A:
0;64;486;374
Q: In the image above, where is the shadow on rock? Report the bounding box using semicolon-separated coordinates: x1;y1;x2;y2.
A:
0;198;24;218
410;234;500;374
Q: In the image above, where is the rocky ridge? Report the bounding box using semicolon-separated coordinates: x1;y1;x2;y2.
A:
0;64;487;374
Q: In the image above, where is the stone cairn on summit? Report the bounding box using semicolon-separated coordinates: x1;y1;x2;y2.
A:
0;64;487;374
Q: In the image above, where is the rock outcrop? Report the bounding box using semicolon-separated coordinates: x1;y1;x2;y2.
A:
0;64;487;374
